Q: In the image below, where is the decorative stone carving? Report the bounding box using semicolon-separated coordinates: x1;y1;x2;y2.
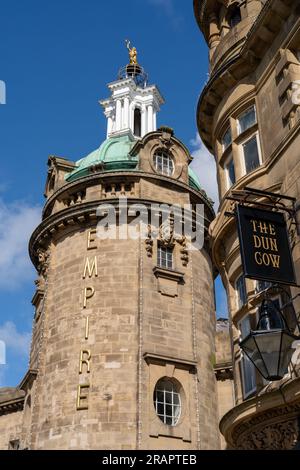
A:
158;126;174;151
227;400;300;450
145;224;153;257
236;419;299;450
34;276;45;292
36;248;50;279
158;215;175;247
45;157;58;198
177;235;189;267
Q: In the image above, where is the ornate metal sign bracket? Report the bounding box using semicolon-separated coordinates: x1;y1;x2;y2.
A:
225;186;298;235
225;186;300;288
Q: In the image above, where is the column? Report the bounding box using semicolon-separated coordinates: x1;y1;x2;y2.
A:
147;105;153;133
141;104;146;137
129;102;134;133
116;99;122;131
153;111;157;131
208;13;220;62
107;116;113;137
123;97;129;129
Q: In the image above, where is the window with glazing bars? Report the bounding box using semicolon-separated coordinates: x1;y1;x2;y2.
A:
157;245;173;269
154;151;174;176
153;379;181;426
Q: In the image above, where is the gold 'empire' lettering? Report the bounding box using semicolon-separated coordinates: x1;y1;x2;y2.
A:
76;231;98;412
82;257;98;279
87;229;97;250
254;252;281;268
76;384;90;410
85;316;89;340
79;350;91;374
83;286;95;308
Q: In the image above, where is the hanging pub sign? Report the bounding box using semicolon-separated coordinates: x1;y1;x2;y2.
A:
236;205;296;285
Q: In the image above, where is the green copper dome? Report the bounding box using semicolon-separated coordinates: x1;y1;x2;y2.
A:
188;167;201;191
188;167;213;205
66;134;138;182
65;134;207;199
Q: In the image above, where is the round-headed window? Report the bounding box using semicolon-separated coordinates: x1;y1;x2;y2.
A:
153;150;174;176
153;378;181;426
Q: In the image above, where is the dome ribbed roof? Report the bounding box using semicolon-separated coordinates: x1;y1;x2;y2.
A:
65;135;207;199
66;134;138;182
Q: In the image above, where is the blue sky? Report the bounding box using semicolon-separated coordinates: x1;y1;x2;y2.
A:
0;0;227;387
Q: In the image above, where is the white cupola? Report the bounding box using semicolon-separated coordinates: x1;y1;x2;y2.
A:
100;42;164;139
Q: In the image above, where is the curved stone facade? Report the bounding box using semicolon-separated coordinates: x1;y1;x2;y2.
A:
195;0;300;450
0;125;221;449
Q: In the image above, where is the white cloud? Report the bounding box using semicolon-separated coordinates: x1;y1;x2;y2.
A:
147;0;182;27
190;133;219;210
0;199;41;290
0;321;31;358
0;367;6;387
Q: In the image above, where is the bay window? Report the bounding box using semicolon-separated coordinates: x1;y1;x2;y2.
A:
237;105;262;176
242;133;261;174
225;154;236;188
222;127;232;152
237;106;257;135
239;315;257;398
219;103;262;193
236;275;247;310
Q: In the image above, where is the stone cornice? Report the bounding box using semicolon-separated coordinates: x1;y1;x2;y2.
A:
0;397;24;415
214;362;234;381
42;170;215;219
19;369;38;392
143;352;197;371
193;0;220;40
153;266;185;282
30;198;213;270
105;78;165;105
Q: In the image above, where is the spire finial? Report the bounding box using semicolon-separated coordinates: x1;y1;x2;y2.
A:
125;39;138;65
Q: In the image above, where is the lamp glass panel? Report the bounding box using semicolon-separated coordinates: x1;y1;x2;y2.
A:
278;332;297;377
241;334;268;379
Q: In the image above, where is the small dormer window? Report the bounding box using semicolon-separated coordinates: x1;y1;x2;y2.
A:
153;150;174;176
229;6;241;28
134;108;141;137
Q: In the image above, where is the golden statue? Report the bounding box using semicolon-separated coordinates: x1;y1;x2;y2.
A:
125;39;138;65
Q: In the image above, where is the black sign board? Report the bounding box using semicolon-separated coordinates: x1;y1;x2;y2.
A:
236;205;296;285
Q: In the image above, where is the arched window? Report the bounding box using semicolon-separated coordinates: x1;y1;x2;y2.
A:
134;108;141;137
153;378;181;426
153;150;174;176
229;6;241;28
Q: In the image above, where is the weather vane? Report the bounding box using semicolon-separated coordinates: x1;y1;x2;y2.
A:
125;39;138;65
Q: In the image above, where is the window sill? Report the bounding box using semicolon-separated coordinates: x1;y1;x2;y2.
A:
153;266;184;282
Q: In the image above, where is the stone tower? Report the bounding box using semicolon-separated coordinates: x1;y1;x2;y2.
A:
194;0;300;449
0;46;221;450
